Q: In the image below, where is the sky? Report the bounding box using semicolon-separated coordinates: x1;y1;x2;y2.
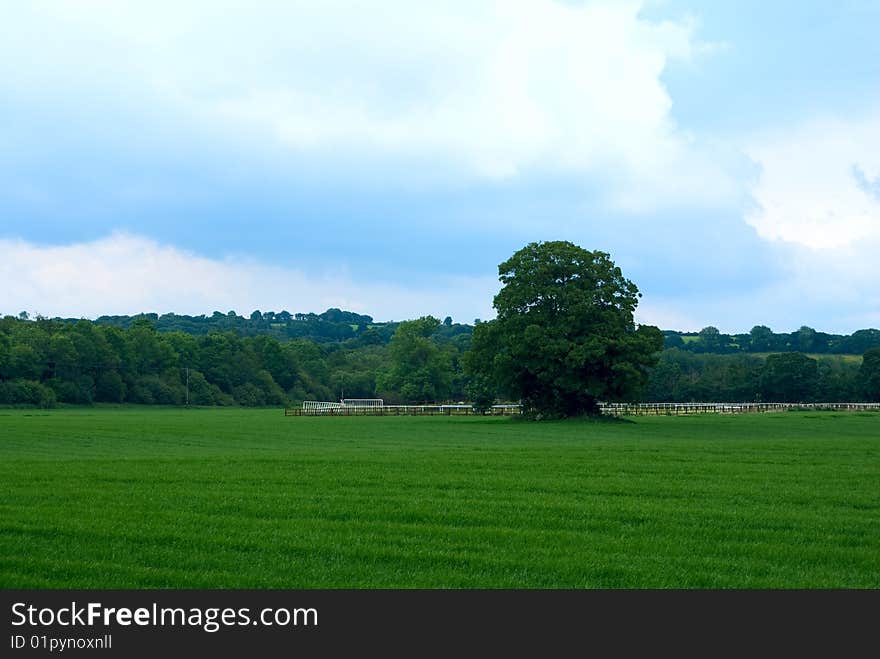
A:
1;0;879;333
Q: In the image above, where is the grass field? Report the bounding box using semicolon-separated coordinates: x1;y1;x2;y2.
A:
749;352;863;364
1;407;878;588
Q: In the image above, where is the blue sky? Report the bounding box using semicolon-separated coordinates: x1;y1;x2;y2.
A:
1;0;879;332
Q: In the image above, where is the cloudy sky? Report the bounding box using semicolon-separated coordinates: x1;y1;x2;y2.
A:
2;0;879;332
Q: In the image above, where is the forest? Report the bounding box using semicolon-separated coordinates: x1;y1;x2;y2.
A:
1;310;879;407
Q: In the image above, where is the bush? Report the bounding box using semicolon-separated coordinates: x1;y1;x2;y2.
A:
0;379;57;407
95;371;126;403
233;382;267;406
186;370;235;406
46;376;94;404
128;375;184;405
254;370;289;405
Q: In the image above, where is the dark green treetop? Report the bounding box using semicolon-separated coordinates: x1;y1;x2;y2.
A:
466;241;663;418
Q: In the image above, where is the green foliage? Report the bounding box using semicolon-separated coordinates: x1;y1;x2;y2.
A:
0;343;8;382
859;348;880;401
232;382;267;406
48;375;95;404
643;349;764;402
816;356;859;401
0;379;56;407
128;374;183;405
664;324;880;355
642;350;865;403
88;308;377;344
760;352;819;402
0;316;306;407
44;305;880;356
186;370;234;406
9;343;44;380
696;326;723;353
0;307;875;408
749;325;774;352
465;374;496;414
378;317;452;403
841;329;880;354
468;241;663;418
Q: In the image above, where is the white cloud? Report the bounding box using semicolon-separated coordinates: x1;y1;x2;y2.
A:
0;234;497;322
746;113;880;249
1;0;736;210
2;230;876;334
733;112;880;332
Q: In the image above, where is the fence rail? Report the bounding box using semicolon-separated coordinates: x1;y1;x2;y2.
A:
285;401;880;417
599;402;880;416
285;404;521;417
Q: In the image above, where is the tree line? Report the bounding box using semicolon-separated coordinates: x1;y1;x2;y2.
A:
2;314;879;409
664;325;880;355
4;238;880;412
1;313;879;409
0;314;472;408
645;349;879;403
31;309;880;356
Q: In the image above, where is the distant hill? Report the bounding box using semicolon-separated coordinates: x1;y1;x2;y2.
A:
47;310;880;355
4;311;877;408
662;326;880;355
51;308;472;348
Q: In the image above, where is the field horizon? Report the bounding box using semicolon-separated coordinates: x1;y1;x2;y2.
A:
2;408;878;589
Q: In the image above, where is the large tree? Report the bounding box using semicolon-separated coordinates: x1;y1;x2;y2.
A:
696;326;724;353
748;325;774;352
465;241;663;418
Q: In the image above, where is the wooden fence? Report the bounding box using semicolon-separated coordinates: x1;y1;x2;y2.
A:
599;402;880;416
286;401;880;417
285;404;521;417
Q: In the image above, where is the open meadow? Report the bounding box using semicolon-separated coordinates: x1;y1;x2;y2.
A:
1;407;878;588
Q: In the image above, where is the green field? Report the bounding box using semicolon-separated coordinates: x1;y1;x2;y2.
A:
749;352;863;364
1;408;878;588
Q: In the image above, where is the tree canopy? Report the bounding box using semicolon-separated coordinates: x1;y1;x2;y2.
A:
1;301;876;409
465;241;663;418
760;352;818;403
859;348;880;402
376;316;453;403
